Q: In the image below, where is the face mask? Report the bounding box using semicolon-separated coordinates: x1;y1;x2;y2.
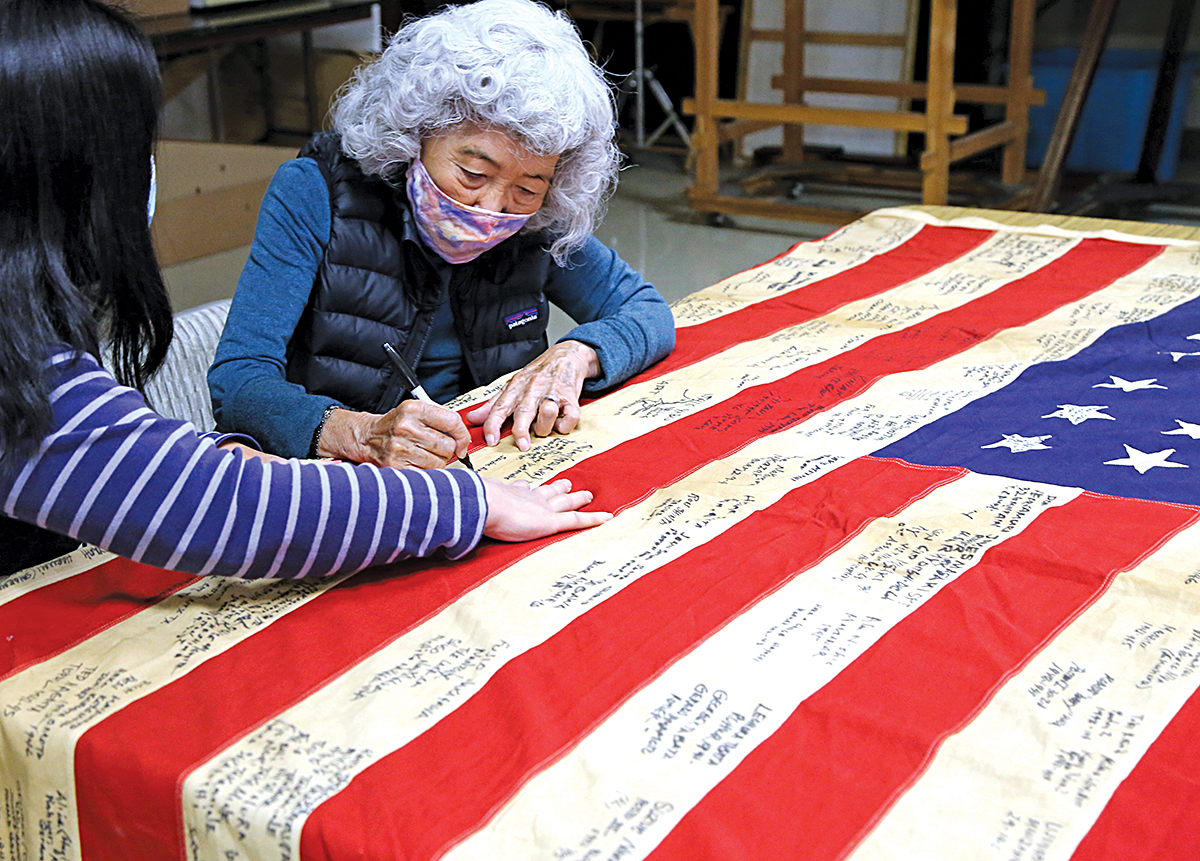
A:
405;158;532;264
148;155;157;225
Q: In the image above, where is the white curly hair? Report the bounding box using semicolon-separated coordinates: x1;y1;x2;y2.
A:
332;0;620;264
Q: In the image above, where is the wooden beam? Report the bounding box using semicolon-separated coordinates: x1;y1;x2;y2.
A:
715;118;782;143
805;31;907;47
920;0;957;204
745;28;905;47
921;120;1021;168
780;0;805;162
764;76;1044;107
681;97;969;134
691;0;721;197
1003;0;1037;183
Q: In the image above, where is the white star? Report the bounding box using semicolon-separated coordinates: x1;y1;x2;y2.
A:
1162;351;1200;362
1163;420;1200;440
1104;445;1189;474
1093;375;1167;392
1042;404;1116;425
981;434;1052;452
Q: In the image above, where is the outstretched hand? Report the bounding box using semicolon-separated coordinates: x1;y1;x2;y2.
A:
466;340;600;452
482;477;611;542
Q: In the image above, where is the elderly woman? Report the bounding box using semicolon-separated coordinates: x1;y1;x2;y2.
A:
207;0;675;469
0;0;609;577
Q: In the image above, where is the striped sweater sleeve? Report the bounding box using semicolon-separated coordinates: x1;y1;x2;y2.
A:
0;351;488;578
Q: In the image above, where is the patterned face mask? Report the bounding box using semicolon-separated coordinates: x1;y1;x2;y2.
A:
405;158;533;265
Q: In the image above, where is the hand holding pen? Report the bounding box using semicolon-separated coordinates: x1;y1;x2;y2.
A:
383;342;475;470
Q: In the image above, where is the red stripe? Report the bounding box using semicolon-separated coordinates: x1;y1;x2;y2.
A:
646;494;1199;861
563;237;1162;516
0;557;197;680
297;459;963;861
462;224;994;442
1070;680;1200;859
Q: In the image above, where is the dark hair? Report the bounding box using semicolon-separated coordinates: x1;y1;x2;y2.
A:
0;0;173;463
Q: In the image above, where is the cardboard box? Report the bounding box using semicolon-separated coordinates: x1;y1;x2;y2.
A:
277;48;375;133
159;46;373;145
151;47;373;309
152;140;295;268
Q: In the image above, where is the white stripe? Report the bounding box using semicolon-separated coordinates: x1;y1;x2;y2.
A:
99;423;192;550
47;367;108;401
361;467;386;567
59;417;157;533
385;470;414;564
327;462;361;575
231;465;273;579
164;447;236;571
262;460;303;579
65;406;164;534
196;464;248;577
3;384;127;511
468;473;487;549
48;379;130;437
38;424;109;527
667;211;924;329
131;441;212;563
0;546;116;608
414;469;439;557
293;463;333;579
447;471;463;548
880;205;1200;246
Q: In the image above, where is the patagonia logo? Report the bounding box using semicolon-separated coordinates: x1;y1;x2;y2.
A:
504;307;539;329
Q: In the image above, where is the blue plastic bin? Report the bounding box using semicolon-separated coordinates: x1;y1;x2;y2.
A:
1026;48;1199;181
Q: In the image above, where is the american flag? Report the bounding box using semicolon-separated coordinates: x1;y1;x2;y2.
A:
3;208;1200;861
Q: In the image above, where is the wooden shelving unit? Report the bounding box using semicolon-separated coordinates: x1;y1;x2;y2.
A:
684;0;1044;224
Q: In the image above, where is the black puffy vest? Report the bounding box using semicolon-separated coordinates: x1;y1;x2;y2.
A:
285;133;553;413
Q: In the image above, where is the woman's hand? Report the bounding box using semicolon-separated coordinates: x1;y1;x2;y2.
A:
483;477;611;541
316;402;472;468
466;340;600;451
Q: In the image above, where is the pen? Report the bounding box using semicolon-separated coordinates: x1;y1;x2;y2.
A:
382;342;475;471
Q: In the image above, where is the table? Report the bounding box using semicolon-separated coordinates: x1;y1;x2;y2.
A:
5;206;1200;861
142;0;396;140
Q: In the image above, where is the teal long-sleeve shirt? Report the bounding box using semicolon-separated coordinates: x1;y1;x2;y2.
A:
208;158;676;458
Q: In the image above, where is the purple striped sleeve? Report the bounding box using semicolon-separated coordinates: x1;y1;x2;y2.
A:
0;351;487;578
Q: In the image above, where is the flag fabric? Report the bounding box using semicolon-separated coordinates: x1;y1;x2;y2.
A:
4;207;1200;861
